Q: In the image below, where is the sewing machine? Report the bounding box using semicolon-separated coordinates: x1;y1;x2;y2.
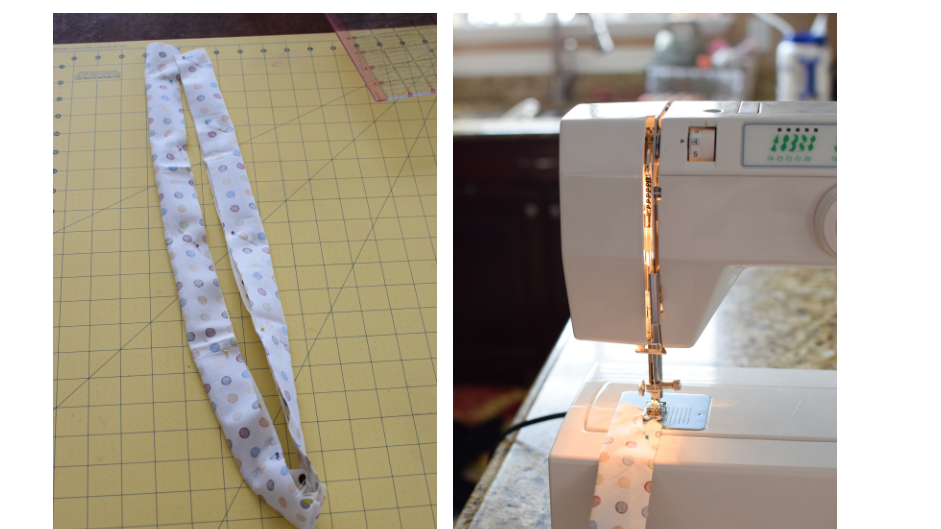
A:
549;101;836;528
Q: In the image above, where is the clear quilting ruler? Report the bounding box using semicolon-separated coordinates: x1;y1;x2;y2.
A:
327;13;437;102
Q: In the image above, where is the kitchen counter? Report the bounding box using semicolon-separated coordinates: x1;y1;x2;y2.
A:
455;266;837;528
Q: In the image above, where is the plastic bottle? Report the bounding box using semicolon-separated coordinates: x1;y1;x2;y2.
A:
776;32;831;101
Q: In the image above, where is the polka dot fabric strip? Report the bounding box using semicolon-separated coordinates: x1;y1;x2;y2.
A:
144;42;325;529
589;401;662;529
174;46;325;490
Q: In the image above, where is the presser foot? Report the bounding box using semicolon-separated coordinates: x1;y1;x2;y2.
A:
621;391;712;430
643;398;665;421
638;379;681;421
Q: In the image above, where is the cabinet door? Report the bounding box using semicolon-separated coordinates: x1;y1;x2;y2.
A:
543;186;570;333
455;183;549;383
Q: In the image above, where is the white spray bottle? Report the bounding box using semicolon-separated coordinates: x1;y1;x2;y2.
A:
757;13;832;101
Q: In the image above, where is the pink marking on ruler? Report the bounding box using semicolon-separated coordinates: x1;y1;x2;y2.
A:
326;13;388;102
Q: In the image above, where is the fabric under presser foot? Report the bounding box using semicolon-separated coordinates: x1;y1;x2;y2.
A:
589;401;662;528
144;42;326;529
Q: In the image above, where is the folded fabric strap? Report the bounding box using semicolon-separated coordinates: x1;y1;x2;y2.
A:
589;401;662;529
144;42;326;529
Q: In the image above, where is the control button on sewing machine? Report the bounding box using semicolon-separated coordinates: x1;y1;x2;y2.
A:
687;127;716;162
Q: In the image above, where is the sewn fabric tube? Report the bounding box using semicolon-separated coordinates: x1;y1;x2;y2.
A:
144;42;325;529
589;401;662;528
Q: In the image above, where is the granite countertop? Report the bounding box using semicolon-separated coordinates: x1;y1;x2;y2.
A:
455;267;836;528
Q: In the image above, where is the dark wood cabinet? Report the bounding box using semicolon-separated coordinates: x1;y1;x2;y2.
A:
454;134;570;384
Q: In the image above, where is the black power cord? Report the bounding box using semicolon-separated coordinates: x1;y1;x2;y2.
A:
501;413;565;440
490;413;566;459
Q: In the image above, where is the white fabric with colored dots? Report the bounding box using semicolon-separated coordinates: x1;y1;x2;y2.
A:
144;42;325;529
589;400;662;529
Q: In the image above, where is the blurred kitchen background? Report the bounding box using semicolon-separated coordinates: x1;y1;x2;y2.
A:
454;13;836;117
453;13;837;519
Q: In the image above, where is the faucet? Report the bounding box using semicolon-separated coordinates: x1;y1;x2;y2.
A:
551;13;614;106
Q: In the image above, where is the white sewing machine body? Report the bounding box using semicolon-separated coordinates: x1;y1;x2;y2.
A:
560;100;836;347
549;364;836;529
549;101;837;528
